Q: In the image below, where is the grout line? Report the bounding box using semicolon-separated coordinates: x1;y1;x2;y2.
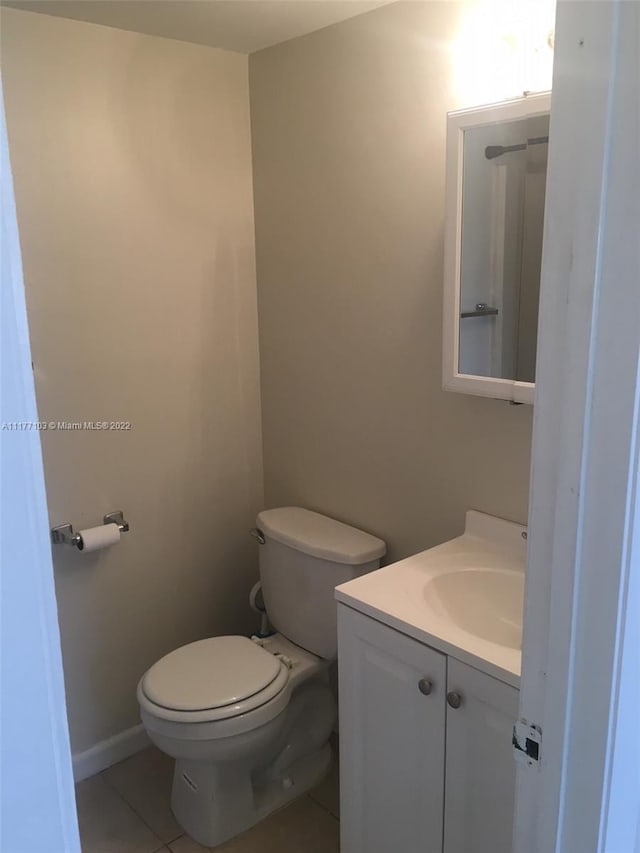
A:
77;773;166;853
162;833;187;851
307;792;340;823
98;768;169;849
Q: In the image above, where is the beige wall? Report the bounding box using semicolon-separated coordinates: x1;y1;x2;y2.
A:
2;0;537;757
2;9;263;754
249;2;533;562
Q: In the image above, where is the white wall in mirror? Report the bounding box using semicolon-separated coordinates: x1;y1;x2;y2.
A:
459;112;548;383
443;92;551;405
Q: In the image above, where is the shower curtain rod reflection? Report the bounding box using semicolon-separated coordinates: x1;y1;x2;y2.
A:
485;136;549;160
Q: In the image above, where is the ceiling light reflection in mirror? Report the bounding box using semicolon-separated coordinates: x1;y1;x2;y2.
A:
451;0;556;107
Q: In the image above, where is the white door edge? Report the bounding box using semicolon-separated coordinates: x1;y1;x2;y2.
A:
0;78;80;852
514;2;640;851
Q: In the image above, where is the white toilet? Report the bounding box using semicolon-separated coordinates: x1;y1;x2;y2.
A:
137;506;386;848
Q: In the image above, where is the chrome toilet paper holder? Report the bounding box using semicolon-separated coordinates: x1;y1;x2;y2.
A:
51;510;130;547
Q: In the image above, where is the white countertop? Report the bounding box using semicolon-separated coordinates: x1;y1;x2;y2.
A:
335;511;526;689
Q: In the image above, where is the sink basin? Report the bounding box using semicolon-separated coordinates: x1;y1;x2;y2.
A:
336;510;527;684
425;568;524;650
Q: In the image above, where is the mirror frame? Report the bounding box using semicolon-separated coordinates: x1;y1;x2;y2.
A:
442;92;551;405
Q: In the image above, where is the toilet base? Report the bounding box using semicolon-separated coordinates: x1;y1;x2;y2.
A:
171;742;332;848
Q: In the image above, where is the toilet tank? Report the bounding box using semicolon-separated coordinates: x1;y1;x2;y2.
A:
256;507;386;660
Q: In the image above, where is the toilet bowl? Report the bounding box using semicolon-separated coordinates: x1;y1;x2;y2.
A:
137;507;386;848
138;633;335;847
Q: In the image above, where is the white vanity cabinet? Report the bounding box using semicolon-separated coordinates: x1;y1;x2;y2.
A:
444;657;519;853
338;607;447;853
338;605;519;853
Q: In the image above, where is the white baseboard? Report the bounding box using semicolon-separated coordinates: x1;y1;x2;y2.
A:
72;724;150;782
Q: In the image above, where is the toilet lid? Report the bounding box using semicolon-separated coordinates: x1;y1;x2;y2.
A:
141;636;283;712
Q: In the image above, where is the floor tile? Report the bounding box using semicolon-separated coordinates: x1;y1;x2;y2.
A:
168;796;341;853
103;747;182;844
179;796;340;853
168;835;210;852
75;774;164;853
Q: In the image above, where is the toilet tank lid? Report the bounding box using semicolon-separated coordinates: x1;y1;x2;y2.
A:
257;507;386;565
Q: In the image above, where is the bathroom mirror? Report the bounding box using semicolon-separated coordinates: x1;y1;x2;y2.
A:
442;93;551;404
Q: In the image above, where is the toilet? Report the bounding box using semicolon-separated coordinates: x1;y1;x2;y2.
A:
137;506;386;848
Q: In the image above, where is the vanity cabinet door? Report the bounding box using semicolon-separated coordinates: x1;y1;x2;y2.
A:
338;606;447;853
443;658;519;853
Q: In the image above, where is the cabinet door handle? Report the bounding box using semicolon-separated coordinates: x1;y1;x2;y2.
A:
418;678;433;695
447;691;463;709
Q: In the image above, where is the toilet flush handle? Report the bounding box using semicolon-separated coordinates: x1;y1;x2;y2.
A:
250;528;266;545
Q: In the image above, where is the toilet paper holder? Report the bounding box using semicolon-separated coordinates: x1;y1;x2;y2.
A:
51;510;130;547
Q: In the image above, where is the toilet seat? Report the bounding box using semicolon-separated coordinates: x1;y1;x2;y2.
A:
138;635;290;725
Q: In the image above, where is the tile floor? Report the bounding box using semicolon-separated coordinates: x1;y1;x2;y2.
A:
75;742;340;852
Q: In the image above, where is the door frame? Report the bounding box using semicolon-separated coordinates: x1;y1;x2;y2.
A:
1;82;80;852
514;2;640;851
